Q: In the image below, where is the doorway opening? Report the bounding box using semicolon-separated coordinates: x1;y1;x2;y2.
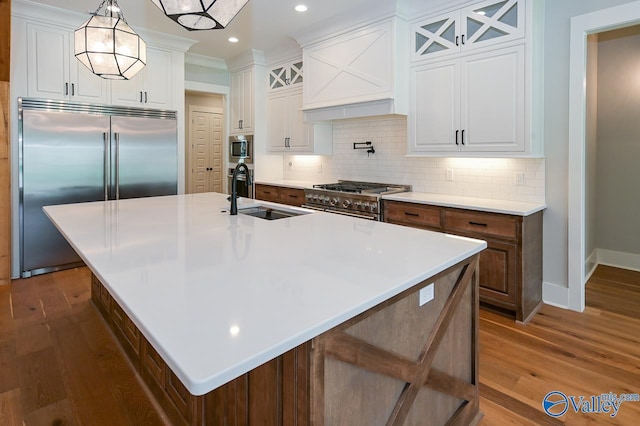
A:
568;1;640;312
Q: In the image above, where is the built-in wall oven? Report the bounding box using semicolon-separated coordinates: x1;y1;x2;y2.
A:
229;135;253;164
227;166;254;199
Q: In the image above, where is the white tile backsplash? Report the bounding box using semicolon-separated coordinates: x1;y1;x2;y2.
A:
283;116;545;203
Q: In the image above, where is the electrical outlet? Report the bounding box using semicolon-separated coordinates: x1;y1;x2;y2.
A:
288;161;294;170
445;169;454;182
515;171;525;186
419;284;435;306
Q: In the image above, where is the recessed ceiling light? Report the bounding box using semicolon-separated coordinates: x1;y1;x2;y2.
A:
294;4;308;12
228;37;239;43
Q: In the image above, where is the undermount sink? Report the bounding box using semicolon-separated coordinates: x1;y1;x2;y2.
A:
238;206;307;221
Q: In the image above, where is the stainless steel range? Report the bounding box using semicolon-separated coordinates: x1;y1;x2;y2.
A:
303;181;411;221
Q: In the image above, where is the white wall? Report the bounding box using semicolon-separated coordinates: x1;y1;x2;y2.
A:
595;26;640;256
284;116;545;203
543;0;635;291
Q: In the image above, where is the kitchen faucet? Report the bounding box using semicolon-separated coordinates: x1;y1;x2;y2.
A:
229;162;251;215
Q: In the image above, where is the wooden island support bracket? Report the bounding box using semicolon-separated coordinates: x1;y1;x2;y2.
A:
91;254;481;425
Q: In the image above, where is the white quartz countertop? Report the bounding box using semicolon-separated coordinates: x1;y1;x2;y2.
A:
44;193;485;396
382;192;547;216
254;179;321;189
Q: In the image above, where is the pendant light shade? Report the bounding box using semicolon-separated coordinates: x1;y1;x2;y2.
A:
150;0;249;31
74;0;146;80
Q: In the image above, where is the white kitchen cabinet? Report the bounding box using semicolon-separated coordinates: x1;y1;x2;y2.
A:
412;0;524;62
268;60;303;92
111;48;172;109
230;67;254;134
26;22;107;103
408;45;524;154
301;17;408;115
267;89;332;154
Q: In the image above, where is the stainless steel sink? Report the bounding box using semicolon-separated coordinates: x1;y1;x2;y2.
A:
238;206;306;221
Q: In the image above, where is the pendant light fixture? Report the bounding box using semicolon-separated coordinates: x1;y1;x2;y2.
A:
74;0;146;80
150;0;249;31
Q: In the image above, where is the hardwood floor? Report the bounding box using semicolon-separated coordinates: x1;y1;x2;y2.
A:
479;265;640;425
0;265;638;425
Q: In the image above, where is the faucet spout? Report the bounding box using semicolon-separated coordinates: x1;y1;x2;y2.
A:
230;162;252;215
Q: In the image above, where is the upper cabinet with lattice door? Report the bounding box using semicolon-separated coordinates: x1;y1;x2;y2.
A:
268;61;303;92
412;0;525;62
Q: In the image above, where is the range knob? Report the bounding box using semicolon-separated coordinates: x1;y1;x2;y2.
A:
370;203;377;212
305;193;313;200
324;196;330;203
342;199;352;208
362;202;370;210
312;194;319;201
330;197;339;206
354;201;362;209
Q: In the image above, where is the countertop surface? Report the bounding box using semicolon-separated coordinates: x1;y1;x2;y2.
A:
382;192;547;216
254;179;322;189
44;193;486;396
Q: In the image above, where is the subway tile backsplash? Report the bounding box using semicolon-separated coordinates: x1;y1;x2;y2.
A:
282;116;545;203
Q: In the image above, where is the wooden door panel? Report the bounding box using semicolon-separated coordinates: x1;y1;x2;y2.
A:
479;240;517;306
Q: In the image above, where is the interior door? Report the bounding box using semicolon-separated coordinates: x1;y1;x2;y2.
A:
21;109;108;274
190;110;224;193
111;116;177;200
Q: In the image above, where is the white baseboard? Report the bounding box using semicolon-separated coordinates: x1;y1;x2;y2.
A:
597;249;640;273
542;281;570;309
585;249;599;282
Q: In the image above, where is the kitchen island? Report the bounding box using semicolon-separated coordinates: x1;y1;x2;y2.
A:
44;192;486;425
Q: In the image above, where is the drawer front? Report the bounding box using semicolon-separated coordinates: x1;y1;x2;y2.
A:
166;370;196;422
384;201;442;229
444;210;517;239
141;338;166;390
278;187;304;206
255;184;280;203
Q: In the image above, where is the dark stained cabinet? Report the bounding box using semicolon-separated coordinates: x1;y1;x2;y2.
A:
383;200;543;323
255;184;305;207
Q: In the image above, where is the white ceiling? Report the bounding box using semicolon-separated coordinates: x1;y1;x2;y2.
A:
26;0;452;63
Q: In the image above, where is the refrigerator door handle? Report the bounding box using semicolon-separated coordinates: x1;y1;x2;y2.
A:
103;132;109;201
115;132;120;200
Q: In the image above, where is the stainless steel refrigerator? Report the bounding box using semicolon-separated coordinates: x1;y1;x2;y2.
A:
18;98;178;277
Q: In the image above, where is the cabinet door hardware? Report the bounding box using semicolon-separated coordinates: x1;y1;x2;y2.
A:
239;120;243;129
462;129;465;145
468;221;488;227
462;34;466;45
140;91;143;103
144;92;148;103
405;212;420;217
65;83;69;96
455;36;459;46
455;130;459;145
71;83;75;96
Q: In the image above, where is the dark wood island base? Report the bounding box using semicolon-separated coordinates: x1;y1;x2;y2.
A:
91;254;481;426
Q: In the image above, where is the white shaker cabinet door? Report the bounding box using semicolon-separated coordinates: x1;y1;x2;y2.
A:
111;73;144;107
69;57;108;103
409;59;460;153
461;45;524;152
144;48;172;109
230;68;254;134
287;91;312;152
267;92;288;151
26;23;69;100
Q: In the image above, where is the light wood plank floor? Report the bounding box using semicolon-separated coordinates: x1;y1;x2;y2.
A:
0;265;638;425
480;265;640;425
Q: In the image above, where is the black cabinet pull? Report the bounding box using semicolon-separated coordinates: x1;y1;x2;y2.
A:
140;91;143;102
462;129;465;145
144;91;148;103
71;83;75;96
462;34;466;45
288;194;297;198
469;221;488;227
455;130;459;145
405;212;420;217
65;83;69;96
455;36;459;46
239;119;243;129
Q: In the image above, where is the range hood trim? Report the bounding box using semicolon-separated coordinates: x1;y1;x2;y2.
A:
303;99;407;123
